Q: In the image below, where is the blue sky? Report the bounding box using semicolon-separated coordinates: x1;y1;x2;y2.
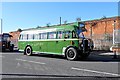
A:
1;2;118;33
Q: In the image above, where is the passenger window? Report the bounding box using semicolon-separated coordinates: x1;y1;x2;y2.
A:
48;32;56;39
34;34;39;40
23;34;27;40
57;31;63;39
72;31;77;38
41;33;47;39
19;34;23;40
28;34;33;40
64;31;70;39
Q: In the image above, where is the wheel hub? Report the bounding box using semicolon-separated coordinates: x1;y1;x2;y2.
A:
68;50;74;58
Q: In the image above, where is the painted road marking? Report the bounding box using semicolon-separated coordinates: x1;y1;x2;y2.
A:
16;58;46;65
0;53;21;54
0;56;5;58
71;67;119;76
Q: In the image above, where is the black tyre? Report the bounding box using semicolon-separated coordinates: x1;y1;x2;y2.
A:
9;45;14;52
24;46;32;56
66;47;78;61
9;47;13;52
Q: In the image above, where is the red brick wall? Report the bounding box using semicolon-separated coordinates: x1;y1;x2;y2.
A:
83;16;120;50
84;16;120;38
9;31;21;47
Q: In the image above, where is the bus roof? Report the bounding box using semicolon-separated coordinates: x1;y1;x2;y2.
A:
20;22;80;34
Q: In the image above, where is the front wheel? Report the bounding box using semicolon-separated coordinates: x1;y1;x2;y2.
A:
24;46;32;56
66;47;78;61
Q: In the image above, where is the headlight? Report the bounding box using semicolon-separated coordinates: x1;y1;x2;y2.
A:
3;44;5;46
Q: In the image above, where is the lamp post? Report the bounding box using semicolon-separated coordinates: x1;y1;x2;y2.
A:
90;22;92;39
113;20;116;44
112;20;117;59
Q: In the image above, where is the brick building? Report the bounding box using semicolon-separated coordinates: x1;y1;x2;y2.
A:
9;16;120;50
9;30;21;48
84;16;120;50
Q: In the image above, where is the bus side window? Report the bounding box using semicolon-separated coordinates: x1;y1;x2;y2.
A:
48;32;56;39
34;34;39;40
28;34;32;40
64;31;70;39
72;31;77;38
57;31;63;39
41;33;47;39
19;34;22;40
23;34;27;40
21;35;23;40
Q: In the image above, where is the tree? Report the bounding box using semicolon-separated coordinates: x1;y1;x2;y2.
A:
46;23;51;27
36;26;41;28
17;28;22;32
76;17;81;22
101;16;107;19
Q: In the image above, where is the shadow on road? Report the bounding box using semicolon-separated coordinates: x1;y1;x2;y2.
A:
2;50;120;62
29;51;120;62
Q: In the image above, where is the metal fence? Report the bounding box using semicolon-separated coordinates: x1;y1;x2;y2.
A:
86;34;113;50
114;29;120;44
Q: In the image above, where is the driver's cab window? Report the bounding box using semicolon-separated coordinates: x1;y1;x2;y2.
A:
3;35;10;41
79;32;85;39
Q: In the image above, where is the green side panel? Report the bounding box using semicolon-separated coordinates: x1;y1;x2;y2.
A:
47;41;56;53
18;41;27;50
18;39;79;55
31;41;48;52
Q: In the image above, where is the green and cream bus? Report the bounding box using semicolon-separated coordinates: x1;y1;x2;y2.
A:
18;22;94;60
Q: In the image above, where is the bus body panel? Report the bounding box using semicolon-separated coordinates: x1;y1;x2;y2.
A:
18;39;79;55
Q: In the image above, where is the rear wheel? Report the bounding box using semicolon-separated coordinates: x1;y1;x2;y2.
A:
66;47;78;61
24;46;32;56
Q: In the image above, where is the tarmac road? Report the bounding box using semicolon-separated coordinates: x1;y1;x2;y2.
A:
0;51;120;80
